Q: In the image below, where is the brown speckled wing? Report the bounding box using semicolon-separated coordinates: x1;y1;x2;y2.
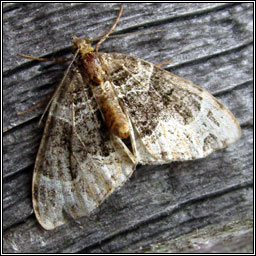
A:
33;51;241;230
100;52;241;164
32;67;135;230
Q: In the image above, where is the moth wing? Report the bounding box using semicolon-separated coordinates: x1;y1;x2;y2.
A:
32;67;136;230
100;53;241;164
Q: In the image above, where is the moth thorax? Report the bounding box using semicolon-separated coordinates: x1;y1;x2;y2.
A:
83;54;106;84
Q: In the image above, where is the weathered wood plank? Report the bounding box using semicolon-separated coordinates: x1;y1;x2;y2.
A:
3;3;253;253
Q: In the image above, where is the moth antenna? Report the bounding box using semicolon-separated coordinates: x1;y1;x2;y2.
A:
95;6;123;52
92;29;168;42
38;49;80;126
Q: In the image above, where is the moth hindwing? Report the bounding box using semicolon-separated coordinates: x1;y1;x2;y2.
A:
30;9;241;230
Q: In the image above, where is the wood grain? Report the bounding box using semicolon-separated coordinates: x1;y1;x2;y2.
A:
3;3;253;253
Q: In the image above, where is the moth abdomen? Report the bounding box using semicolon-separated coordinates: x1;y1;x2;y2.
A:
80;50;130;139
90;83;130;139
102;98;130;139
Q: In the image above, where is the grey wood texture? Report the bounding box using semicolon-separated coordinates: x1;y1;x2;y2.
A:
3;2;253;253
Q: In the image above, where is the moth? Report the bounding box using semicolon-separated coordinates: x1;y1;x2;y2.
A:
20;7;241;230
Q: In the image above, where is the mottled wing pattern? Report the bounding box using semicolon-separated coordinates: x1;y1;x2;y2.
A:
100;53;241;164
32;67;135;230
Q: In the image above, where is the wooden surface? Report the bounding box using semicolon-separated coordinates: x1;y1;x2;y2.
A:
3;3;253;253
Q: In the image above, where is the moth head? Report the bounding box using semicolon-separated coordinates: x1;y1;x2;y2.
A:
72;36;94;57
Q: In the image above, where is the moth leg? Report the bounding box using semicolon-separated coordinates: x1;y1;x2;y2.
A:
16;53;71;118
154;59;172;68
17;94;52;116
38;50;79;125
17;53;72;63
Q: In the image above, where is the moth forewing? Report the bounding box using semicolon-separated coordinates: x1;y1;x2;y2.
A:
32;66;136;230
99;52;241;163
